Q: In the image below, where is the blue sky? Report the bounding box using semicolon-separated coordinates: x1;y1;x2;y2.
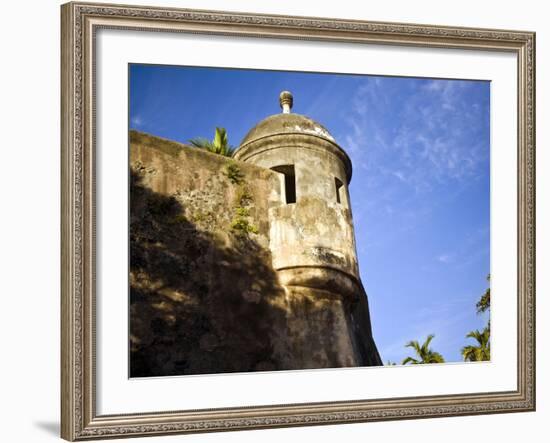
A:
129;64;491;364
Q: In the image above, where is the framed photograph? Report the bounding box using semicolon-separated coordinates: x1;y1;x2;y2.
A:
61;1;536;440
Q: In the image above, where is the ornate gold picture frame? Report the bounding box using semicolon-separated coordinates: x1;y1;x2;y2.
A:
61;1;535;440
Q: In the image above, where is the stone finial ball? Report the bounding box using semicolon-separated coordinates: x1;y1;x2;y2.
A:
279;90;293;111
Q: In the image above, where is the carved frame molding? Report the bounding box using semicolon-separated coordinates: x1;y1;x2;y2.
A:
61;2;535;440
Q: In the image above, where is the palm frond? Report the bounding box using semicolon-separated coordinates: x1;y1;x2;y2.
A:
462;325;491;361
214;127;227;147
466;330;482;341
405;340;420;352
401;356;419;365
189;137;212;149
462;345;477;362
403;334;444;365
476;274;491;313
428;352;445;363
189;127;235;157
421;334;435;355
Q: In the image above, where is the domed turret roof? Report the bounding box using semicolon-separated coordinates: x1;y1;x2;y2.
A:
239;91;336;147
240;113;336;146
234;91;352;182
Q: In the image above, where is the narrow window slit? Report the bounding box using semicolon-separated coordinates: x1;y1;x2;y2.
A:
335;177;344;204
272;165;296;204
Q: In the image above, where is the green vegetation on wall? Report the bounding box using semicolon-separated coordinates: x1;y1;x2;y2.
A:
224;161;244;184
224;161;259;235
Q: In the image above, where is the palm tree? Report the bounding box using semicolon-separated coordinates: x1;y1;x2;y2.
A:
461;326;490;361
402;334;445;365
190;127;235;157
476;274;491;314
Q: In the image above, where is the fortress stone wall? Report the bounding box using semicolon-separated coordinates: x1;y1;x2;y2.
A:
129;95;381;377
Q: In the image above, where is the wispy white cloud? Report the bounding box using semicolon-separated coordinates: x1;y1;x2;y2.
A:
131;115;144;128
339;76;489;240
340;77;490;364
341;77;488;192
392;171;406;182
437;254;453;264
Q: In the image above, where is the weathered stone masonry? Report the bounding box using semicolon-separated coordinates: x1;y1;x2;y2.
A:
129;91;382;377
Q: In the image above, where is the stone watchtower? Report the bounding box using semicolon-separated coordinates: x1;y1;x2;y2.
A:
234;91;382;368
